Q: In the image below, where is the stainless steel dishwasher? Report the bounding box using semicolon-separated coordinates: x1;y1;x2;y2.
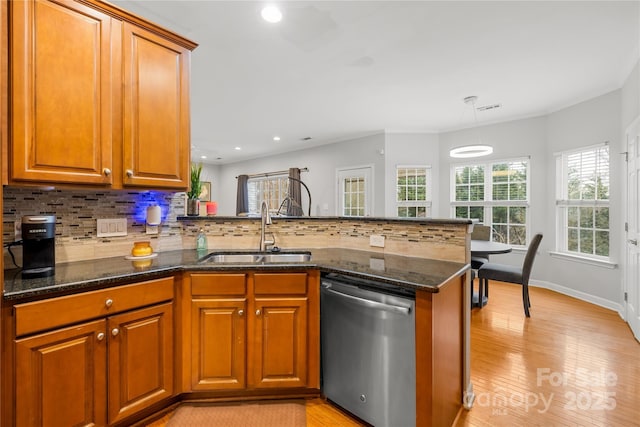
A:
321;273;416;427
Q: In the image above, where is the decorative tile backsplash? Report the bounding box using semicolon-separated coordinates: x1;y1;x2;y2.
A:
3;187;469;266
3;187;182;242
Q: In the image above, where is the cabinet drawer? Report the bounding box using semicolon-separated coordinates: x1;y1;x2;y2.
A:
254;273;308;295
191;273;247;296
15;277;174;337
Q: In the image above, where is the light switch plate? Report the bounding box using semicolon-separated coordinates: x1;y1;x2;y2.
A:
369;234;385;248
97;218;127;237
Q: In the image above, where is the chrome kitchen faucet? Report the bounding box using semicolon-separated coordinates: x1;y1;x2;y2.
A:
259;200;274;251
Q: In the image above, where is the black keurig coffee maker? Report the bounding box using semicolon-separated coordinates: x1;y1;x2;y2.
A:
22;215;56;278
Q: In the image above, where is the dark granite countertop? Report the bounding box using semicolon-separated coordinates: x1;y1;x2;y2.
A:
3;248;469;302
177;215;472;225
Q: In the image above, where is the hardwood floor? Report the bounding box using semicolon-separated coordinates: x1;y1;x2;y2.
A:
145;280;639;426
457;280;640;427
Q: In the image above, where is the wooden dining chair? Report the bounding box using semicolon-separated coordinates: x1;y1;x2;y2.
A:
477;234;543;317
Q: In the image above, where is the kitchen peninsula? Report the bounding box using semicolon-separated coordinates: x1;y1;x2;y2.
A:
2;217;472;427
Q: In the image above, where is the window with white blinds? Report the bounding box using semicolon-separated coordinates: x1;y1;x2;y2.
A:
555;143;610;259
451;158;530;246
247;175;289;214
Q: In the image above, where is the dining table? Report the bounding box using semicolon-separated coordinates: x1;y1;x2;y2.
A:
470;239;512;256
470;240;512;307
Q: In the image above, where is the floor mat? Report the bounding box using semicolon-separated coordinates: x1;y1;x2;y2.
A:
166;400;306;427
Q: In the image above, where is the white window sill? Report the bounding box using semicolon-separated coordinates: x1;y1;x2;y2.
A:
548;251;617;269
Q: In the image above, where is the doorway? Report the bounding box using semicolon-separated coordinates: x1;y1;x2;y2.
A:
337;165;373;217
623;117;640;341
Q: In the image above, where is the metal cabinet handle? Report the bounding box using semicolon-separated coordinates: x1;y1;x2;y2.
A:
97;332;105;341
103;168;111;176
255;309;261;316
111;328;119;337
629;239;638;246
238;309;244;316
322;285;411;315
126;169;134;177
105;298;113;308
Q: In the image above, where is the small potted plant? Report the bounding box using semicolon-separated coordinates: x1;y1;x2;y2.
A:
186;163;203;216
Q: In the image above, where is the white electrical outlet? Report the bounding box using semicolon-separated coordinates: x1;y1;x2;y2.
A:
97;218;127;237
370;234;385;248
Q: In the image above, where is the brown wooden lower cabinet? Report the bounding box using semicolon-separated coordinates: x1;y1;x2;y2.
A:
189;271;320;393
15;319;108;426
8;277;175;427
191;297;247;390
107;303;174;424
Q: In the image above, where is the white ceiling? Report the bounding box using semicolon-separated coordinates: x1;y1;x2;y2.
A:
113;1;639;164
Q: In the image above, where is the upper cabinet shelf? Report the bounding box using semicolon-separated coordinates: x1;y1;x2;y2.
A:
6;0;197;190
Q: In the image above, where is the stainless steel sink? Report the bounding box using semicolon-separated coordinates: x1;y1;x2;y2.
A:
199;252;311;264
261;253;312;263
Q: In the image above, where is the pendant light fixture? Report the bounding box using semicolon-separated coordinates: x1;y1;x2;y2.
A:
449;96;493;158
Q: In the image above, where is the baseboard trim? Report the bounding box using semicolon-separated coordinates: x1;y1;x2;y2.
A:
529;279;622;314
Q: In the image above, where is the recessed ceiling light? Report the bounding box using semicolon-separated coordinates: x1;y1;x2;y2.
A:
234;146;242;151
200;155;207;159
273;136;281;141
261;5;282;23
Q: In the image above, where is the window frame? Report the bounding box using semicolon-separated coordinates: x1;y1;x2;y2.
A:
555;142;610;261
247;174;290;215
450;157;531;247
395;165;432;218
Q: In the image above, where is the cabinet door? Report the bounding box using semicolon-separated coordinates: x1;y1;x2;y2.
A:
250;297;308;388
107;302;174;424
15;319;107;427
191;298;247;390
122;22;191;189
10;0;114;185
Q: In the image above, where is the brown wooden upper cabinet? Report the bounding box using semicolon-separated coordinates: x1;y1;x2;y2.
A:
7;0;197;189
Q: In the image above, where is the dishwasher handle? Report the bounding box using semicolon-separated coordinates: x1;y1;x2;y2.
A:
322;283;411;315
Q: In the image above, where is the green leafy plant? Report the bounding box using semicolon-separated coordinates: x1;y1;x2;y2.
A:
187;163;203;199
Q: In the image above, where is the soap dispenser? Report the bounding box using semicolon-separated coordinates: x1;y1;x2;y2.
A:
196;228;207;251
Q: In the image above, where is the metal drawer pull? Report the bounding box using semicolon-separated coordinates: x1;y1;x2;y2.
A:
111;328;119;337
629;239;638;246
103;168;111;176
238;309;244;316
105;299;113;308
255;309;261;316
126;169;134;177
97;332;105;341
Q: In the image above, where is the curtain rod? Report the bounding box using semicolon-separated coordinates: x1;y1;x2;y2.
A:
236;167;308;179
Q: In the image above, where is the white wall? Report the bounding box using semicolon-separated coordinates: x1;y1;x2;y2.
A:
384;133;440;217
214;133;386;216
621;61;639;127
